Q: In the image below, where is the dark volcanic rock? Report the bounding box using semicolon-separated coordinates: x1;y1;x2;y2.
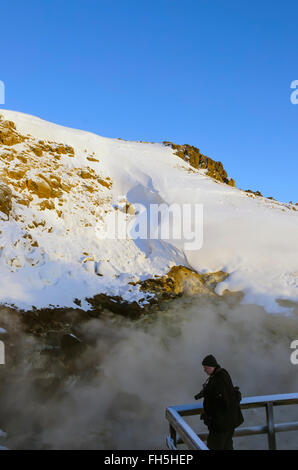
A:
86;293;146;319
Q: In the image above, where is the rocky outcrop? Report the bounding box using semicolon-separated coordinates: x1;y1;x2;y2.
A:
0;183;12;218
0;117;112;221
0;117;26;146
86;293;145;319
164;142;236;187
26;174;64;199
86;266;231;319
29;141;75;158
136;265;229;299
27;176;54;199
245;189;263;197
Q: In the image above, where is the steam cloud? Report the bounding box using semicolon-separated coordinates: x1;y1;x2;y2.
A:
0;294;298;450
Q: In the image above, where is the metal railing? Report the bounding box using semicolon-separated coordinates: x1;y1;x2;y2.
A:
165;393;298;450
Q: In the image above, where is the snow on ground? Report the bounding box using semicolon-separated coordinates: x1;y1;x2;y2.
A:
0;109;297;314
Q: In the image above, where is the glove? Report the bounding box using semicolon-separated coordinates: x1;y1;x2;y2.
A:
194;390;204;400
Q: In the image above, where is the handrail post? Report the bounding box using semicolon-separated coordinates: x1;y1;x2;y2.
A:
266;402;276;450
170;424;177;448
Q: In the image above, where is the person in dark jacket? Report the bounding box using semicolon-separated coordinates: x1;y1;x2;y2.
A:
194;354;243;450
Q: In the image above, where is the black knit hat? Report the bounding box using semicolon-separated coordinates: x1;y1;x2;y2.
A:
202;354;218;367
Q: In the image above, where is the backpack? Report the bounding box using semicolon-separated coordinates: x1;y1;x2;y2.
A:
233;386;244;428
234;386;242;403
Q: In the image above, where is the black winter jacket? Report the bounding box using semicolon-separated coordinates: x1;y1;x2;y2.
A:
201;366;243;432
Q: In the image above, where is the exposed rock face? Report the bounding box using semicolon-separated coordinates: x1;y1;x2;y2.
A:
86;293;145;319
164;142;236;187
124;202;136;215
85;267;230;318
245;189;263;197
0;118;26;146
29;141;75;158
0;183;12;218
0;118;112;220
137;265;229;298
27;177;54;199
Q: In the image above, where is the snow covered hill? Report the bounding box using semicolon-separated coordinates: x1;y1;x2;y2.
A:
0;109;297;314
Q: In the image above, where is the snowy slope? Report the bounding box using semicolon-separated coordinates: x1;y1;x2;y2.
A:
0;109;297;314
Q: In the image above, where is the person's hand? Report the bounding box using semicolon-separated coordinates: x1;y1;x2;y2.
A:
194;390;204;400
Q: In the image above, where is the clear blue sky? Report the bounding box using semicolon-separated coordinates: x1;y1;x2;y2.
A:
1;0;297;202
